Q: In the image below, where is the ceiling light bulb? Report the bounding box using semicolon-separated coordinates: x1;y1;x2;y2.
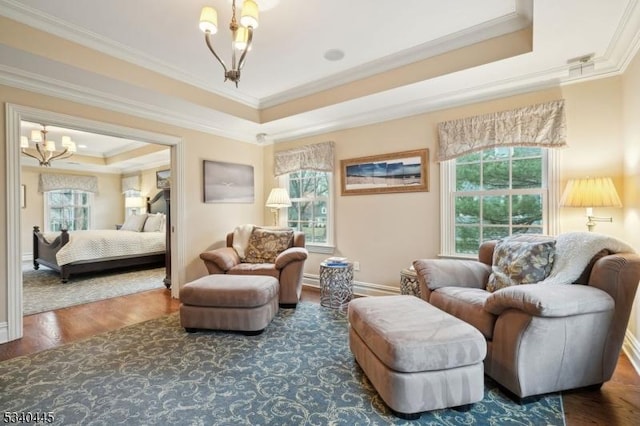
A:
240;0;259;29
199;7;218;33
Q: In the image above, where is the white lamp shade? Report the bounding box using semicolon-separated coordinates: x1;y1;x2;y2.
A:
20;136;29;148
199;6;218;33
234;27;249;50
67;141;77;153
240;0;259;29
125;197;144;208
44;140;56;152
266;188;291;208
30;129;42;142
560;177;622;208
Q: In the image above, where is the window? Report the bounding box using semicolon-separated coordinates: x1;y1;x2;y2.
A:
44;189;92;232
280;170;333;251
441;147;558;256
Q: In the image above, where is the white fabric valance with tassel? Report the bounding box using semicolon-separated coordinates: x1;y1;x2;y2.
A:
38;173;99;193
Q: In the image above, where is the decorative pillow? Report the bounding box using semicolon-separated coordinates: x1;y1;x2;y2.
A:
143;213;164;232
243;228;294;263
486;239;556;292
120;214;148;232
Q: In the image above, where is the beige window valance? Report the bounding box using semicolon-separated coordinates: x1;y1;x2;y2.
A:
121;175;141;193
274;141;335;176
437;100;567;161
38;173;99;193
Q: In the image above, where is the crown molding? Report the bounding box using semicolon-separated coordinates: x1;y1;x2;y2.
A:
0;0;260;108
0;64;258;144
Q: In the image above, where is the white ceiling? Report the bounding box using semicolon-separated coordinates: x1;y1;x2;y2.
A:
2;0;640;164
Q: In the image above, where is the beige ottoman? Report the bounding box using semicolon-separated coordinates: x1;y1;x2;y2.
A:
348;295;486;419
180;274;279;335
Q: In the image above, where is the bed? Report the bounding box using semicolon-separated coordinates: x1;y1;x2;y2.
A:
32;190;170;285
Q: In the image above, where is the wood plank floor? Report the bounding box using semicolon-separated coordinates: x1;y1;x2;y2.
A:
1;287;638;425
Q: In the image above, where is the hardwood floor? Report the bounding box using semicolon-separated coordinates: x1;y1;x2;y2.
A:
1;287;638;425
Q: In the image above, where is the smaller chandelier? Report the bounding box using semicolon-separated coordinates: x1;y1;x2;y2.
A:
20;125;77;167
199;0;259;87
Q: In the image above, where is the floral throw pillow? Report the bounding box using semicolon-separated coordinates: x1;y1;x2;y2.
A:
243;228;294;263
486;239;556;292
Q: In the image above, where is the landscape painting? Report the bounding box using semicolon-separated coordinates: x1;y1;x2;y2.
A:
203;160;255;203
341;149;429;195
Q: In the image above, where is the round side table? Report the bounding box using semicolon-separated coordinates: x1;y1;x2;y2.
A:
319;262;354;310
400;268;421;298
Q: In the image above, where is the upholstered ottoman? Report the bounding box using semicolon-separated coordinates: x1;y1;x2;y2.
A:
348;295;486;419
180;274;279;335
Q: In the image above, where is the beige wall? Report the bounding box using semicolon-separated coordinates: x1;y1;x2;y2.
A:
1;84;265;325
20;166;124;258
622;48;640;349
2;59;639;355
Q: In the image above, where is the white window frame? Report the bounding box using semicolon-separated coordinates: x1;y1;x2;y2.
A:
44;189;94;232
440;148;561;257
278;171;335;254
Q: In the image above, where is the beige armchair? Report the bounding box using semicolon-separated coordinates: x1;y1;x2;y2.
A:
200;227;308;308
413;233;640;400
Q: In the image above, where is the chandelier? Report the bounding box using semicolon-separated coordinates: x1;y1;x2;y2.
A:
20;125;77;167
199;0;259;87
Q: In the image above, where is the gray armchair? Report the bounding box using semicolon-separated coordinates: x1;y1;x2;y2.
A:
413;234;640;399
200;228;308;308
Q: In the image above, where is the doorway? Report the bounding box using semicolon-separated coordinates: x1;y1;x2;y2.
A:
5;103;185;342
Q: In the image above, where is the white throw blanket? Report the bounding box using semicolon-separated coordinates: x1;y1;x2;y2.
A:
232;224;255;258
540;232;635;285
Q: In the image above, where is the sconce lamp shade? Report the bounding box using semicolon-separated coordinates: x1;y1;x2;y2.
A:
265;188;292;208
560;177;622;208
560;176;622;231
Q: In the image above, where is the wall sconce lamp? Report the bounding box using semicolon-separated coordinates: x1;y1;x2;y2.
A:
265;188;291;226
560;176;622;231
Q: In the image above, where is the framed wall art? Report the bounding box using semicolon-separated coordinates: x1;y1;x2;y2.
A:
341;149;429;195
156;169;171;189
203;160;255;203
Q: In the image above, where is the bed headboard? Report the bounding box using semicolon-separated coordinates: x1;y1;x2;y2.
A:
147;190;168;214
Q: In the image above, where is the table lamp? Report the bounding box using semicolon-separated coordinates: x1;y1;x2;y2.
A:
265;188;291;226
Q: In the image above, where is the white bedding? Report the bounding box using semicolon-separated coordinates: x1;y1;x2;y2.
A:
45;230;166;266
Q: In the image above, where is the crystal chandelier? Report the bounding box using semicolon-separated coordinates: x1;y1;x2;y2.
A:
20;125;77;167
199;0;259;87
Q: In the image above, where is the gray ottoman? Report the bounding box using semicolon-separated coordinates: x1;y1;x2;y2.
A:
180;274;279;335
348;295;486;419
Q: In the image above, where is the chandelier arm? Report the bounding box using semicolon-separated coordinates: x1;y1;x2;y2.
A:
237;27;253;70
48;148;70;161
204;32;229;76
20;149;41;161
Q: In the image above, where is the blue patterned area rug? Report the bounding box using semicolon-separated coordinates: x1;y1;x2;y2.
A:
0;303;564;425
22;266;166;315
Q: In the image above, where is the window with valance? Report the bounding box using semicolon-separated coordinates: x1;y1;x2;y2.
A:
438;100;565;256
39;173;97;232
274;141;335;250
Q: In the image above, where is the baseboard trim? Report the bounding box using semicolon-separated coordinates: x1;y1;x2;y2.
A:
303;273;399;297
0;322;8;344
623;329;640;375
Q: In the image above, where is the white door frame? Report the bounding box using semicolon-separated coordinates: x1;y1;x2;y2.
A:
4;104;185;342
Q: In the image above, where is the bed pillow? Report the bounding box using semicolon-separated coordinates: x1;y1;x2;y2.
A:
486;238;556;292
243;228;294;263
120;214;147;232
143;213;164;232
